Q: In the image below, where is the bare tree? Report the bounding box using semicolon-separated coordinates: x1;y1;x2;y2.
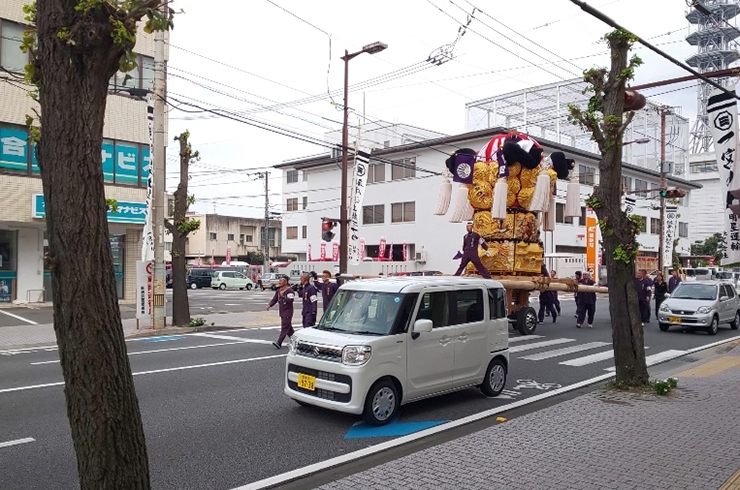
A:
165;131;200;327
568;29;649;387
27;1;173;487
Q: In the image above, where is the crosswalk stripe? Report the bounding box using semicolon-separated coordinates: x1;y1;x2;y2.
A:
519;342;611;361
508;338;575;353
559;346;651;367
190;333;273;344
604;349;686;372
508;335;545;343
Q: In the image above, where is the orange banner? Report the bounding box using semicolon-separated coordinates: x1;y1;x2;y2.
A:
586;208;598;277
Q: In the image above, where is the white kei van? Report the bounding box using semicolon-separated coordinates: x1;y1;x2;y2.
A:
284;277;510;426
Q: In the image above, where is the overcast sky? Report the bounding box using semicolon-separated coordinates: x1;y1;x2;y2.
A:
164;0;713;219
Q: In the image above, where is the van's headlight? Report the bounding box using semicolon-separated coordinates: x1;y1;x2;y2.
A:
696;306;712;314
342;346;372;365
659;303;670;312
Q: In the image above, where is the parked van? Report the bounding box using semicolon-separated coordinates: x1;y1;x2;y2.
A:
284;277;510;426
683;268;712;282
187;267;216;289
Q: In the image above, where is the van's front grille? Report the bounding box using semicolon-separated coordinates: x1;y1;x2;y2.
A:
295;342;342;362
287;364;352;403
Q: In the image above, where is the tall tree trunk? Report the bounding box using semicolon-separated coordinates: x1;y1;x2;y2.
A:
592;35;649;386
36;4;150;489
169;135;192;327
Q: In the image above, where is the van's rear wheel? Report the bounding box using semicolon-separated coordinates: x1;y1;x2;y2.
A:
480;358;507;397
362;379;398;426
516;307;538;335
190;282;198;290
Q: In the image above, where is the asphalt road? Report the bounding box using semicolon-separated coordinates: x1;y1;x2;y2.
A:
0;288;273;327
1;299;739;490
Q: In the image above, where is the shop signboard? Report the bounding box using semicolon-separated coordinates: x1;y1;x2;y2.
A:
0;279;10;303
32;194;147;224
136;260;153;320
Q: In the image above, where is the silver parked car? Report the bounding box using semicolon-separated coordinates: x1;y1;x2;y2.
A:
658;281;740;335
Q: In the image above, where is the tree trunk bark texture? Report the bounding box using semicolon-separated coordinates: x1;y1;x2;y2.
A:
594;36;649;386
170;137;191;327
36;4;150;489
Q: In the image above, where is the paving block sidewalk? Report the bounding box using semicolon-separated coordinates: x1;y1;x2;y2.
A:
0;309;302;350
319;345;740;490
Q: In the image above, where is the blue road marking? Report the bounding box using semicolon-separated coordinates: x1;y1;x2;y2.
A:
138;335;186;343
344;419;448;439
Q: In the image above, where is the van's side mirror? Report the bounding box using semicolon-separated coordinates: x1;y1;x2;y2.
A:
411;319;433;339
720;296;729;302
664;293;670;298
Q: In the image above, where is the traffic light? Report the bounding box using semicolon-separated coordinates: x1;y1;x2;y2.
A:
659;188;687;199
321;220;336;242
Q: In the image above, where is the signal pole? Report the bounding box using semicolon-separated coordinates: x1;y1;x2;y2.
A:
262;171;270;273
658;106;667;272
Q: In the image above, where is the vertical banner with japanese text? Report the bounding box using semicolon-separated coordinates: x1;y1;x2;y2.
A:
708;88;740;264
348;150;371;266
663;205;679;268
136;260;153;320
586;208;598;276
141;97;155;262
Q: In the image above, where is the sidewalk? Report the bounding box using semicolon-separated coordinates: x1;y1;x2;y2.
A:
319;344;740;490
0;309;302;350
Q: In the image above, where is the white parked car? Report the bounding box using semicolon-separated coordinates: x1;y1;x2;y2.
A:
211;271;254;290
284;277;510;426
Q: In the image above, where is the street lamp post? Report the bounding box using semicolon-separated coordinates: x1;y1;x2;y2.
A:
339;41;387;275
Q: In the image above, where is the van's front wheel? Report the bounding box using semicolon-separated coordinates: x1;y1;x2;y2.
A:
480;358;507;397
362;379;398;426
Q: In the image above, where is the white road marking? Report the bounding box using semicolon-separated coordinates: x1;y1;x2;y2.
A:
190;333;273;344
258;326;281;330
508;335;544;343
519;342;611;361
1;353;287;394
560;346;651;367
508;338;575;353
0;310;38;325
0;437;35;449
604;349;687;372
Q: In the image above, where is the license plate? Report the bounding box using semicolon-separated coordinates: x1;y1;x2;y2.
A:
297;373;315;391
668;316;681;323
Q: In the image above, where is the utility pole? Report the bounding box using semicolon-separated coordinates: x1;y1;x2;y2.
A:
151;14;167;329
263;171;270;273
658;106;667;272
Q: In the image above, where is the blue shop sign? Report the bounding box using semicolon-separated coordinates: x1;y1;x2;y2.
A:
0;127;29;171
115;142;139;185
32;194;147;224
102;141;115;182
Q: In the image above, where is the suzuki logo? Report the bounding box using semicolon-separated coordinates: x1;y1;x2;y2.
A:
312;346;320;357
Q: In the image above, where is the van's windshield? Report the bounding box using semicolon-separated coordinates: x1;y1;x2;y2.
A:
317;290;408;336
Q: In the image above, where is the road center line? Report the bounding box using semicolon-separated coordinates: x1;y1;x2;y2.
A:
1;353;287;394
0;437;35;449
0;310;38;325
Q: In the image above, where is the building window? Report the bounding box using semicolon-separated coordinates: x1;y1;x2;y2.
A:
239;234;245;244
261;227;277;247
302;196;308;210
286;198;298;212
286;170;298;184
0;21;27;73
109;55;154;91
227;233;235;241
637;215;647;233
302;225;307;239
363;204;385;225
634;179;648;197
245;234;253;243
391;202;415;223
391;158;416;180
579;165;596;186
286;226;298;240
555;203;573;224
690;161;718;173
303;171;308;182
679;222;689;238
368;163;385;184
650;218;660;234
209;232;217;240
622;176;632;193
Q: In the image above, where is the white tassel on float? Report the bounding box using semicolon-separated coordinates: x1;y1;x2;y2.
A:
564;172;581;218
529;166;552;212
491;178;508;220
449;184;471;223
543;194;556;232
433;175;453;216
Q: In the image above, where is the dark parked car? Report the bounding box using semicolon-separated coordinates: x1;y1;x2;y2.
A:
187;267;216;289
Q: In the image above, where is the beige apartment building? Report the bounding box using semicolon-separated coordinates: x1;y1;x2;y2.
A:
0;1;159;303
182;214;284;265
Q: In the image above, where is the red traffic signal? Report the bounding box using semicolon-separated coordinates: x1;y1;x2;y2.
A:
321;220;336;242
659;188;687;199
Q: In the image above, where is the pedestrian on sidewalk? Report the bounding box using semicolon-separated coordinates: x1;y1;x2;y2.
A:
573;271;582;318
668;268;682;293
550;269;561;315
256;271;263;291
653;272;668;320
576;271;596;328
314;269;339;311
298;273;319;328
635;269;652;325
266;276;295;349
